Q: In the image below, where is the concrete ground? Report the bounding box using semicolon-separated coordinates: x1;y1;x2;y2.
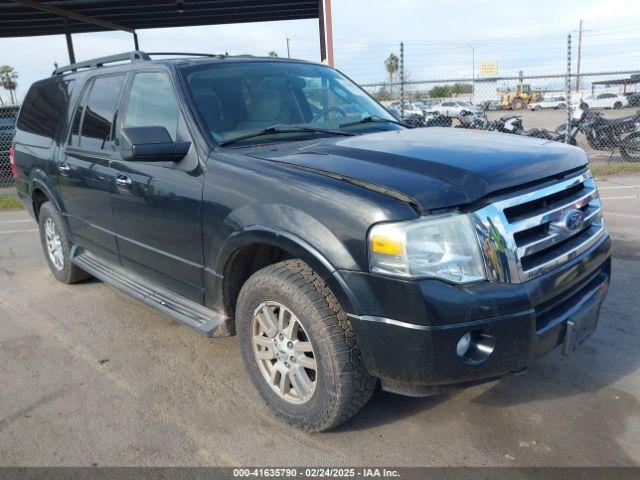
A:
0;175;639;467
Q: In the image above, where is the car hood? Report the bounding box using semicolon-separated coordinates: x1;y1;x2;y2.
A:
245;127;588;212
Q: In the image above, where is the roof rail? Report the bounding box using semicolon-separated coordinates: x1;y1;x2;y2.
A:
145;52;222;58
52;51;151;76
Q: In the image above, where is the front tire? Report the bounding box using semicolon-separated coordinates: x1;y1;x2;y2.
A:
236;259;376;432
38;202;91;284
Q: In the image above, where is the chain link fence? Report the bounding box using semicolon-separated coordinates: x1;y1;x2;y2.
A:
363;69;640;166
0;105;20;199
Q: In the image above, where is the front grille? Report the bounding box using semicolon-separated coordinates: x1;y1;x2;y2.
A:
470;170;607;283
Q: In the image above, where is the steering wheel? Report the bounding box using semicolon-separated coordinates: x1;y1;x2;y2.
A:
312;106;347;123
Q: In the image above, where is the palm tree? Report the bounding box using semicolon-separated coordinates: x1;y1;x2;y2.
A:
384;54;399;96
0;66;18;105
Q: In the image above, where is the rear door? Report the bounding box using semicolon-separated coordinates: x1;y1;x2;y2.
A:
110;70;205;303
57;74;126;263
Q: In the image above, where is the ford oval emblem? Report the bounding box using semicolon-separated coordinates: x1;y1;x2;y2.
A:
564;209;585;231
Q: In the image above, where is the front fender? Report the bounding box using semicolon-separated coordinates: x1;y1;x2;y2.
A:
209;204;365;315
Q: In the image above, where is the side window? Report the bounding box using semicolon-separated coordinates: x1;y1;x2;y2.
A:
81;75;125;150
123;72;179;141
69;82;90;147
17;80;74;139
69;74;125;150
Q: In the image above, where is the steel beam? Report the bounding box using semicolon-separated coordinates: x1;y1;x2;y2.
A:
9;0;134;33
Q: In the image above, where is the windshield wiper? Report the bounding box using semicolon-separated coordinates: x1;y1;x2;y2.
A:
339;115;408;129
218;124;356;147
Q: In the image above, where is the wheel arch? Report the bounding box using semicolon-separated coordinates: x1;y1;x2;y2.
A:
213;226;362;327
30;176;63;220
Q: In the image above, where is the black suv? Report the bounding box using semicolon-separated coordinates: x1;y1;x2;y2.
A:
12;52;611;431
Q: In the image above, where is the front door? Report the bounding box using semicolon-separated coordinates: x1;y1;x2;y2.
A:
110;71;205;303
57;74;126;264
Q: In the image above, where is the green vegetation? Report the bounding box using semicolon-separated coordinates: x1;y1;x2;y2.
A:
373;87;392;102
384;53;399;95
429;83;473;98
591;162;640;178
0;65;18;105
0;197;21;210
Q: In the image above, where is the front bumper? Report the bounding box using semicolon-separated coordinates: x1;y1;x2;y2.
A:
344;234;611;393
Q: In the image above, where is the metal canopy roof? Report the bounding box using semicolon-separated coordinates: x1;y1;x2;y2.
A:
0;1;320;37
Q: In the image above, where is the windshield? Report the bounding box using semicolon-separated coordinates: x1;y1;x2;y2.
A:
182;61;399;144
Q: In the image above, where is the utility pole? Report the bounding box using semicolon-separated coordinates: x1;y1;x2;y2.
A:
286;37;291;58
468;44;475;103
400;42;405;117
575;19;583;92
565;34;572;144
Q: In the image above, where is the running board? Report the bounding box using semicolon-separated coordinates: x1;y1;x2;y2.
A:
72;250;231;337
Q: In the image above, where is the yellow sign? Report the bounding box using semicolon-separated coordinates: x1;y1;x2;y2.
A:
480;62;498;77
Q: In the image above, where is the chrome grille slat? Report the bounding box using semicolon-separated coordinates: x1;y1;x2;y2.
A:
470;170;606;284
491;171;592;210
508;187;598;233
516;203;602;257
520;226;606;281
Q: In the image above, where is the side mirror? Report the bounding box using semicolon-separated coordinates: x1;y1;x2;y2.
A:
120;126;191;163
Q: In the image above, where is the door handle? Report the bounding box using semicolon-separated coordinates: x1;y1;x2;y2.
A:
115;173;132;189
57;162;70;175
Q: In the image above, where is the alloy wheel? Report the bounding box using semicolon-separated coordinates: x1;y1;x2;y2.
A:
251;301;317;404
44;217;64;270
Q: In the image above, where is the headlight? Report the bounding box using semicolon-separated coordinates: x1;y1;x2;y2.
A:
368;214;486;283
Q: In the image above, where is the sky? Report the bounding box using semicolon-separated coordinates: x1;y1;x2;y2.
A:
2;0;640;103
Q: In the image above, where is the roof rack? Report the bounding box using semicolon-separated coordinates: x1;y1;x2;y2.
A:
145;52;222;58
51;51;229;76
52;51;150;76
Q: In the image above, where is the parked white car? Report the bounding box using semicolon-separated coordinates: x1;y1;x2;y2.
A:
527;96;567;111
399;103;426;117
427;100;481;117
582;93;628;109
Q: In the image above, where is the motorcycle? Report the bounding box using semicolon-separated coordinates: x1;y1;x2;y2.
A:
555;102;640;161
456;110;488;130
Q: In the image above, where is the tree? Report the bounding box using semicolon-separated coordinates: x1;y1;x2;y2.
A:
0;66;18;105
384;53;399;96
373;87;392;102
429;85;453;98
268;51;279;57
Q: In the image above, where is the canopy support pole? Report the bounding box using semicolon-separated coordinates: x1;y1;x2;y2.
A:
325;0;334;67
63;17;75;64
318;0;327;63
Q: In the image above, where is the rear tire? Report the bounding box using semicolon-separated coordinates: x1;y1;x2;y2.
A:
614;101;623;109
621;132;640;162
38;202;91;284
236;259;376;432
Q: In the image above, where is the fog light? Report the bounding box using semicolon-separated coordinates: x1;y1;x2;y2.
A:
456;330;495;364
456;332;472;357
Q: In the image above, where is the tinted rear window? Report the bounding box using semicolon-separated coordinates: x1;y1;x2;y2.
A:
17;81;74;139
69;74;125;150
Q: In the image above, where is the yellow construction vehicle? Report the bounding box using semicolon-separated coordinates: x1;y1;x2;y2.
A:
500;84;541;109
